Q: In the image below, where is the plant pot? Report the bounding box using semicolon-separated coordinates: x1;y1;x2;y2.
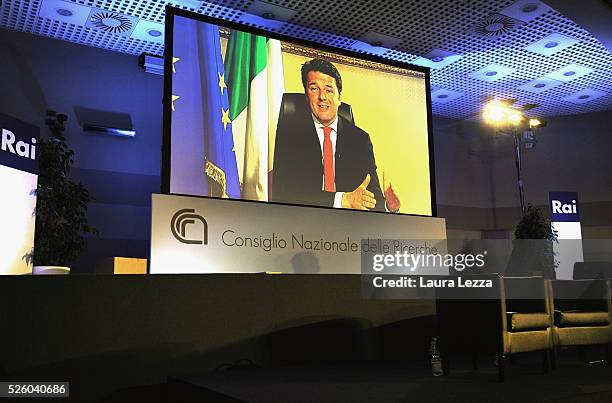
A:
32;266;71;275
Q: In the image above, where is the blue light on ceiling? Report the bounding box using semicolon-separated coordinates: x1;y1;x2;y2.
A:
412;49;463;70
357;31;402;51
349;40;389;56
469;63;516;82
525;32;579;56
430;88;464;104
546;63;593;82
238;11;286;30
56;8;73;17
131;19;165;44
245;0;297;26
517;77;563;94
563;89;607;104
38;0;90;26
499;0;552;23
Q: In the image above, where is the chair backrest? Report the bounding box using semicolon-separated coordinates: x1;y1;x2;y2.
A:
503;276;549;313
573;261;612;280
279;93;355;125
551;279;610;312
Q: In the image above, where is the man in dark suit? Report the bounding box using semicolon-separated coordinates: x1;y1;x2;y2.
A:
272;58;400;212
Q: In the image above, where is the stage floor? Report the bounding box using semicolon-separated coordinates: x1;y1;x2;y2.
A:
169;358;612;403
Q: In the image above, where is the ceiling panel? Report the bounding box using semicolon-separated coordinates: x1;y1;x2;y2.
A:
1;0;610;119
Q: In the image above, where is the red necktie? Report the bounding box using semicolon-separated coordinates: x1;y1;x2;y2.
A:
323;125;335;192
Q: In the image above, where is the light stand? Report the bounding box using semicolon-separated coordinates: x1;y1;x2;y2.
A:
483;100;543;217
513;128;526;215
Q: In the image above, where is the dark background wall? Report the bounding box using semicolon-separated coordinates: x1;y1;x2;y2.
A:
1;28;162;273
434;112;612;232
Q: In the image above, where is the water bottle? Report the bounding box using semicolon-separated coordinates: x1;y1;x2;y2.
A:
430;337;443;376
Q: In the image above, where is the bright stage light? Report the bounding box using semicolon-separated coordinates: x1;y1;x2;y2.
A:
508;109;523;126
482;99;524;127
482;99;508;125
529;118;542;128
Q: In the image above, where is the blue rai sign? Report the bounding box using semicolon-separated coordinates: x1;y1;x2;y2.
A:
549;192;579;223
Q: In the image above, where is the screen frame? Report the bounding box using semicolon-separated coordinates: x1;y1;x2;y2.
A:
162;6;437;218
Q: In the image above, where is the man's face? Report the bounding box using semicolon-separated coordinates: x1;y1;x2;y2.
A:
305;70;340;125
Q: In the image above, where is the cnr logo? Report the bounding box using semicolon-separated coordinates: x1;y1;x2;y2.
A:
171;209;208;245
551;199;577;214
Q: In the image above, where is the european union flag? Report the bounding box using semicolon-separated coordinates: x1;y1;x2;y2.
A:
171;17;240;198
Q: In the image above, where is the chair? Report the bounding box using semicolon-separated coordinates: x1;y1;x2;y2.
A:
437;275;553;381
278;93;355;125
573;261;612;280
549;279;611;367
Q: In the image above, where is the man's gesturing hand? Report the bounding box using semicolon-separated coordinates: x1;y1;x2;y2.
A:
341;174;377;210
382;171;401;213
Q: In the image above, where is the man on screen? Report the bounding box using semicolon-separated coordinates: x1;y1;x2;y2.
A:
272;58;400;212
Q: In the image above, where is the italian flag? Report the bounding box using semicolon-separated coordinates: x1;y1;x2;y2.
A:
225;31;285;201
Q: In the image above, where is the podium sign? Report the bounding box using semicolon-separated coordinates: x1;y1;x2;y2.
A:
150;194;447;274
0;114;39;274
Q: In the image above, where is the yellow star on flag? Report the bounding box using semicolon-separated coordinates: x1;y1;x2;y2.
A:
171;95;180;111
221;108;231;131
218;72;227;95
172;57;180;73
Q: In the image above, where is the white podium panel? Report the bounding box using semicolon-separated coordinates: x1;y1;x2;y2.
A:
0;114;39;275
150;194;447;274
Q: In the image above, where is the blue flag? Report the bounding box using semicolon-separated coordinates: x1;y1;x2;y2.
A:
171;17;240;198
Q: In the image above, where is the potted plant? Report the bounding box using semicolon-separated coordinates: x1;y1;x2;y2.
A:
506;204;558;278
25;110;97;274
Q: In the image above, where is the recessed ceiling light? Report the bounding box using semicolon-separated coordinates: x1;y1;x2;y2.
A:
56;8;73;17
413;49;462;69
370;41;383;47
500;1;552;23
521;3;539;13
546;64;593;82
562;88;606;104
470;63;515;82
244;0;297;25
130;19;164;43
525;33;579;56
39;1;91;26
518;78;563;94
431;88;464;103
